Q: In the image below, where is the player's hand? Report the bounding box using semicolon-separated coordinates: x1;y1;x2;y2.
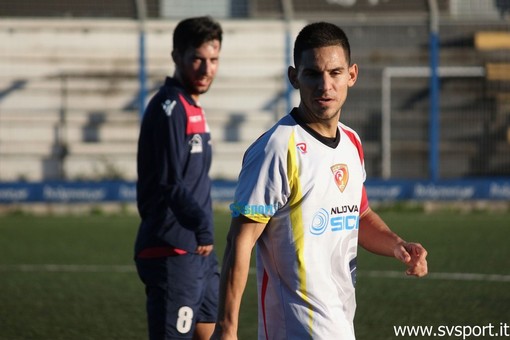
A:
195;244;213;256
394;242;428;277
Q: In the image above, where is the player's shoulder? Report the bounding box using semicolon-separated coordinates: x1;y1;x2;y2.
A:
338;121;359;136
243;115;296;160
252;115;296;147
157;77;195;105
339;122;362;144
145;81;190;121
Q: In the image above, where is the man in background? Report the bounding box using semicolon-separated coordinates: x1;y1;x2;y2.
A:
135;16;222;340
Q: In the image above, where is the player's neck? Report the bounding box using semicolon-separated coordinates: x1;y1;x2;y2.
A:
173;72;200;102
296;106;340;138
309;121;339;138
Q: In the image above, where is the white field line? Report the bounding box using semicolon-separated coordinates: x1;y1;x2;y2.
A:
360;270;510;282
1;264;510;283
0;264;135;273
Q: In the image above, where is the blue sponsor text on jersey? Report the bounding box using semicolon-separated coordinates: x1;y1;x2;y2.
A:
229;202;280;217
310;206;359;235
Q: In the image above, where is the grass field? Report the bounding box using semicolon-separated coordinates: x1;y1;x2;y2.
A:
1;207;509;339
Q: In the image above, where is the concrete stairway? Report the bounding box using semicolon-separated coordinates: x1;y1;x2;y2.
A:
0;19;303;181
1;18;508;182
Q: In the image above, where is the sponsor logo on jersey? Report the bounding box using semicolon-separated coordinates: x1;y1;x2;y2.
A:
189;134;203;154
296;142;307;154
331;163;349;193
188;115;203;123
186;110;207;134
179;94;208;134
310;206;359;235
229;201;281;217
162;99;177;116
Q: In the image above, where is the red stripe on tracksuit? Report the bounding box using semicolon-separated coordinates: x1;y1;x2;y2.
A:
261;269;269;340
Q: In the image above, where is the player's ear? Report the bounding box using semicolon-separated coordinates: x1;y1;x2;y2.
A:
288;66;299;89
348;63;358;87
171;50;180;64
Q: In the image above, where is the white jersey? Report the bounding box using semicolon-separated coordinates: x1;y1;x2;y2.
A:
233;111;369;340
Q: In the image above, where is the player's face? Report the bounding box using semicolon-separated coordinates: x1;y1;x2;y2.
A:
289;45;357;122
174;39;221;100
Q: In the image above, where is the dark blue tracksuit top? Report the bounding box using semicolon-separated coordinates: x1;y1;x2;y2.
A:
135;77;213;255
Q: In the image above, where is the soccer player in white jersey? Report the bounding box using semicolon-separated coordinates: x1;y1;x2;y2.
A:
212;22;428;340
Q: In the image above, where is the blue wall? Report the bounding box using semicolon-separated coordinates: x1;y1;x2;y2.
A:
1;179;510;204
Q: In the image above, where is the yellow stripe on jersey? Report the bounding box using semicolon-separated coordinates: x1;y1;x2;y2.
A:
287;131;314;337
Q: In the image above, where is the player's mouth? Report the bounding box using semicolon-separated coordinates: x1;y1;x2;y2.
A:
315;97;334;105
195;79;210;87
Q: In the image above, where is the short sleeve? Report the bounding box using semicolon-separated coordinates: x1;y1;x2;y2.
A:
231;133;289;223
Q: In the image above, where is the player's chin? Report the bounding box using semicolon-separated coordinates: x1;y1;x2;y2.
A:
315;108;340;121
195;84;212;95
312;101;337;113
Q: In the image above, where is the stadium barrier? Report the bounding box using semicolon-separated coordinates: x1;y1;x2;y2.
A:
0;179;509;204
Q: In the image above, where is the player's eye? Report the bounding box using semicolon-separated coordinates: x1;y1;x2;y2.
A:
303;70;320;77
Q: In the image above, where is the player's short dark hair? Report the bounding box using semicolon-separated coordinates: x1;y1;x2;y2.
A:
173;16;223;55
293;22;351;67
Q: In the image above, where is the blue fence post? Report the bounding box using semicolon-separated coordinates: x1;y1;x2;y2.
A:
282;0;294;117
138;29;147;120
429;31;440;182
135;0;147;121
285;27;293;115
428;0;440;182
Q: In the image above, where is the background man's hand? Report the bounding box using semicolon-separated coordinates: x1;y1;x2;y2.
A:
196;244;213;256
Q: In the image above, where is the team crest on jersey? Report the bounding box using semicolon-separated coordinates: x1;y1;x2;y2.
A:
331;164;349;192
189;134;203;154
296;142;307;154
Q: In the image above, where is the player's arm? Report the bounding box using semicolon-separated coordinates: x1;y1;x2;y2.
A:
212;215;266;340
358;208;428;277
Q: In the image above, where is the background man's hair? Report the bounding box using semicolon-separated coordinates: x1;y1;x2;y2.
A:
173;16;223;54
293;22;351;67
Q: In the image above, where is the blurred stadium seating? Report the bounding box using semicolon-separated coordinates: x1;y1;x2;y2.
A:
0;0;509;183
